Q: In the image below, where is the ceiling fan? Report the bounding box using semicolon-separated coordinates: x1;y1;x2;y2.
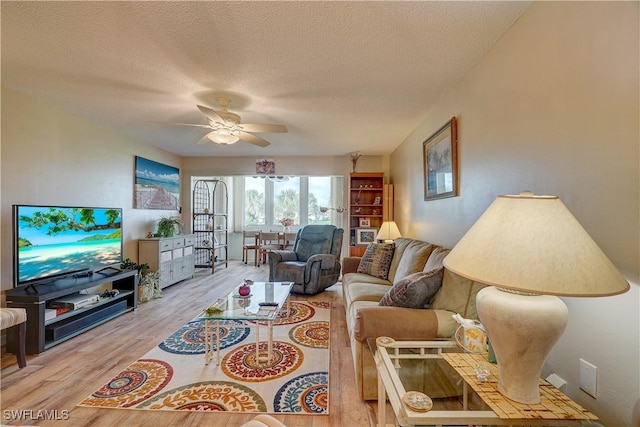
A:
161;97;287;147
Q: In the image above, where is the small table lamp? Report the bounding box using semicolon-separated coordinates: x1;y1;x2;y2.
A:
376;221;401;243
443;191;629;404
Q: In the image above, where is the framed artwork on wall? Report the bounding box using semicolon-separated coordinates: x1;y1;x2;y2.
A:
423;117;458;201
134;156;180;210
356;228;378;245
256;158;276;175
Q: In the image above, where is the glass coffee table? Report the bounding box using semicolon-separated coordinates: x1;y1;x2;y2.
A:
201;281;294;366
371;337;600;426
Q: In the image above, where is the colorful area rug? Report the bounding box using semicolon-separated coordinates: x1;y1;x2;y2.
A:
78;301;330;414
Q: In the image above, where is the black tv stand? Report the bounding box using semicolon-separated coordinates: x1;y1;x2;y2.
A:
21;269;95;293
96;266;123;277
24;283;40;294
6;269;138;354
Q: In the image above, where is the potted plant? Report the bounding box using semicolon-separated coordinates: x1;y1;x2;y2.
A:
121;258;149;275
139;270;162;302
157;216;182;237
120;258;156;303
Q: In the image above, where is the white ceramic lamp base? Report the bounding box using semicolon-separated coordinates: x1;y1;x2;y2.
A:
476;286;569;404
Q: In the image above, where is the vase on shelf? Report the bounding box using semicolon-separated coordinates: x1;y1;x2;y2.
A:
283;226;291;233
350;151;361;172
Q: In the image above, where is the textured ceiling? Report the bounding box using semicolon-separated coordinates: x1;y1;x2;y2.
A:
1;1;530;157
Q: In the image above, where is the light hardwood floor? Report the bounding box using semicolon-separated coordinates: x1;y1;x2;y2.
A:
1;262;386;427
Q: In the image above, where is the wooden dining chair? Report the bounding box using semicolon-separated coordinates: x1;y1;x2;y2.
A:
282;231;298;251
242;230;260;267
259;232;281;264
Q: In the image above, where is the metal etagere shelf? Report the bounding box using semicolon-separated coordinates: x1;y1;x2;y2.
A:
192;179;228;273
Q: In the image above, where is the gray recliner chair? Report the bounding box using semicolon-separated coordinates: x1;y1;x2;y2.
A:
268;225;343;295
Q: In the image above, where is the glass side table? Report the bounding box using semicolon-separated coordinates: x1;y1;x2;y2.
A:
370;337;601;427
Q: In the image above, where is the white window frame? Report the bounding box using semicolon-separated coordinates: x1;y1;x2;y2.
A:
234;175;343;232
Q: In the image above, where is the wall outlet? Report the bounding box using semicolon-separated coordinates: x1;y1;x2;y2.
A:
579;358;597;398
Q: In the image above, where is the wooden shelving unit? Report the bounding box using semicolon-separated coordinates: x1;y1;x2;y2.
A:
348;172;392;256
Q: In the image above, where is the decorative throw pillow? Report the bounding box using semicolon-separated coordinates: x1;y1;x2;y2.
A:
423;247;450;273
392;241;435;284
379;269;444;309
357;243;395;280
430;269;486;319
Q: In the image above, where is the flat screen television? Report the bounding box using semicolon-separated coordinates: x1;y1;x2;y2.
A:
13;205;123;288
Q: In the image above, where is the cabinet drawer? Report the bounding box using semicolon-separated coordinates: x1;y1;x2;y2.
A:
184;236;194;246
160;251;173;263
172;238;184;249
159;240;173;251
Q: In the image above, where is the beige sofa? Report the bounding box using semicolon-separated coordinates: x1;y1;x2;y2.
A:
342;237;485;400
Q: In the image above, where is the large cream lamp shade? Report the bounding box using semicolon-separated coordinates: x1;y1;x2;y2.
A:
443;191;629;404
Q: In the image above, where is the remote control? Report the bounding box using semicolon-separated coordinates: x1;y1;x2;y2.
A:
258;302;279;307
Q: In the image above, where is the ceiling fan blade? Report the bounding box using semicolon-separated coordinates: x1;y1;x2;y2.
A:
239;131;271;147
197;105;223;122
150;121;211;129
241;123;288;133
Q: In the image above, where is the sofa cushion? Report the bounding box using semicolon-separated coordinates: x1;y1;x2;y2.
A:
343;272;392;287
393;240;435;284
346;282;393;305
386;238;412;282
357;243;395;280
423;247;450;272
379;269;444;308
352;302;439;342
430;269;486;319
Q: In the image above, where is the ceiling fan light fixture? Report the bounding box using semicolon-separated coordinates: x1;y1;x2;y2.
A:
163;99;286;148
208;128;240;144
208;133;239;144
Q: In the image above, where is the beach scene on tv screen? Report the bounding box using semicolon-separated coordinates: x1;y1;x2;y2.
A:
17;206;122;283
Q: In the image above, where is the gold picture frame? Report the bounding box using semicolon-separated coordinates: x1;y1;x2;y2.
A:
423;117;458;201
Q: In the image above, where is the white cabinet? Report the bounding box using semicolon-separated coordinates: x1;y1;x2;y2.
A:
138;235;195;289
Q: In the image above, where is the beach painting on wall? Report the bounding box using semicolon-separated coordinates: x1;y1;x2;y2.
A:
135;156;180;210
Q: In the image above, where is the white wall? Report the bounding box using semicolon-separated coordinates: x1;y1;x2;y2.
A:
390;2;639;425
0;88;182;291
184;155;385;178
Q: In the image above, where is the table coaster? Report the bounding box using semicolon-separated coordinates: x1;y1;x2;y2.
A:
403;391;433;412
376;336;395;347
